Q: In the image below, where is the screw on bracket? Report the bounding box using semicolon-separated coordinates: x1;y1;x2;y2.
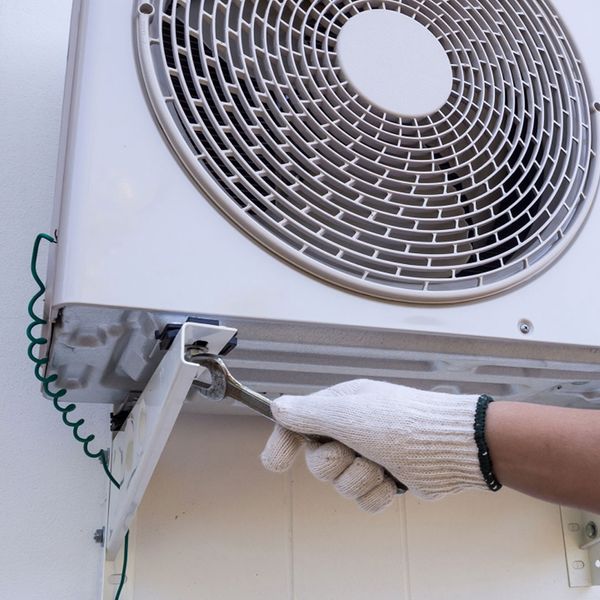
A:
94;527;105;545
586;521;598;540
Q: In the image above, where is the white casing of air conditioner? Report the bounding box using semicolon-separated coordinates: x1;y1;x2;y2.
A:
46;0;600;410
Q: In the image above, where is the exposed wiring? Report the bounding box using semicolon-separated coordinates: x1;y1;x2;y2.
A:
27;233;129;599
114;532;130;600
26;234;120;487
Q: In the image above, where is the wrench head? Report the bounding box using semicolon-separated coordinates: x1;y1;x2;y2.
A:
192;357;228;401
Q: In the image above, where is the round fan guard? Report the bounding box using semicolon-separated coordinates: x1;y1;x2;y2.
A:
136;0;598;303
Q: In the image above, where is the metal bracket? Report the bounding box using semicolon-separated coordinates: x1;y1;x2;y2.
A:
105;321;237;560
560;506;600;587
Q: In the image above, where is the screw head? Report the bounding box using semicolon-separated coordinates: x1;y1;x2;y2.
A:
585;521;598;540
93;528;105;545
518;319;533;335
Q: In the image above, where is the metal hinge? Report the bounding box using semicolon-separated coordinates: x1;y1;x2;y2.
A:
105;321;237;560
561;507;600;587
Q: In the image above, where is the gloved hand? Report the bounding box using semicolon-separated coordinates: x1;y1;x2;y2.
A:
261;379;499;513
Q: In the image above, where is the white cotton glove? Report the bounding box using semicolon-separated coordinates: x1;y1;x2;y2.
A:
261;379;497;513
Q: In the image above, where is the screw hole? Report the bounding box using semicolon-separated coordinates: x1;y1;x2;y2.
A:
594;102;600;113
139;2;154;15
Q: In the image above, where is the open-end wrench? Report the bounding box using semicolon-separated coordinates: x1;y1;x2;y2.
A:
187;354;408;495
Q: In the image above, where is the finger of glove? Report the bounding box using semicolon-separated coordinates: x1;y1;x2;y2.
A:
261;424;303;473
334;457;385;499
305;441;355;482
356;478;397;513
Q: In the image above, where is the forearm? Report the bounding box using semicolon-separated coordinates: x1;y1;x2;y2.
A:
487;402;600;512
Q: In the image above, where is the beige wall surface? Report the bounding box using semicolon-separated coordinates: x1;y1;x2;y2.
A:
133;414;600;600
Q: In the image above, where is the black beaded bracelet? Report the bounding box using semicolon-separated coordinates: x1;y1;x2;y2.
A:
474;394;502;492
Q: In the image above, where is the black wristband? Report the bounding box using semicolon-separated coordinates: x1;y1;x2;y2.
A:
474;394;502;492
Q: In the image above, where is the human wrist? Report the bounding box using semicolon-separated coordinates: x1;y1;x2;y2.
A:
474;395;502;492
484;400;522;492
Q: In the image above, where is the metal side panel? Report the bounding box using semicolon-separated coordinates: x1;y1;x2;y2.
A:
47;306;600;412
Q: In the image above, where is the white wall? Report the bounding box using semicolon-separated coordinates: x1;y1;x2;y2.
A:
0;2;111;599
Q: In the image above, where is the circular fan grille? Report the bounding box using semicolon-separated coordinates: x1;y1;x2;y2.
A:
137;0;597;303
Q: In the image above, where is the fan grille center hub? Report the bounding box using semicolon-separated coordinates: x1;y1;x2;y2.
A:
336;9;453;118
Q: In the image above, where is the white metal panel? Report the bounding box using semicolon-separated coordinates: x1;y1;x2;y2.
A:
552;0;600;101
561;507;600;588
49;0;600;347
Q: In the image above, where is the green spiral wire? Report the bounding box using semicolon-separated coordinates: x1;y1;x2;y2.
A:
27;233;120;488
27;233;129;599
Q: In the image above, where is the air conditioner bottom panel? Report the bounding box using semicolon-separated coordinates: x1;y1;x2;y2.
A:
47;306;600;413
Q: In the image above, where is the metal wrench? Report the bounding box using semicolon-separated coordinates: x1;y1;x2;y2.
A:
190;354;276;421
187;354;407;495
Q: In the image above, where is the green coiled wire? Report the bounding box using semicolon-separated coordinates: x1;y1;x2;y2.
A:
26;233;120;487
27;233;129;599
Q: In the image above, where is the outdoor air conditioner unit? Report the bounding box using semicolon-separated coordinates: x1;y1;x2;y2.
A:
46;0;600;416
